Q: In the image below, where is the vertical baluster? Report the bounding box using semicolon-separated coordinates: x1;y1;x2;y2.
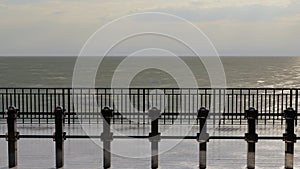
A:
101;106;113;169
53;106;66;168
6;106;19;168
283;107;296;169
245;107;258;169
149;107;161;169
197;107;209;169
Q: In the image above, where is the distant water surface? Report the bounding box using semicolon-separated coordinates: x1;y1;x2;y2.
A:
0;56;299;88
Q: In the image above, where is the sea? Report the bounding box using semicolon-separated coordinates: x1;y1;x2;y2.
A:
1;56;300;169
0;56;300;88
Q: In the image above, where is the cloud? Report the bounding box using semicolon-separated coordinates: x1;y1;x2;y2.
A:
143;1;300;23
2;0;296;24
274;13;300;23
0;0;299;56
189;0;292;8
0;3;9;10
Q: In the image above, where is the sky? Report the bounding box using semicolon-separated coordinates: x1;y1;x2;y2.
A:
0;0;299;56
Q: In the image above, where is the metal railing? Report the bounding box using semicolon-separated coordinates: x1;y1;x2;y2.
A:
0;106;298;169
0;88;299;125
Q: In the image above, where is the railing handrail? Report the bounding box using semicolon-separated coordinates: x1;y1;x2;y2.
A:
0;87;300;90
0;87;300;125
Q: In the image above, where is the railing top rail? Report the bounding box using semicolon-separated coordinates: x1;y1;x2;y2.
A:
0;87;299;90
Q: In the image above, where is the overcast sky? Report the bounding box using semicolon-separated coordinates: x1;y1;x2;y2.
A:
0;0;299;56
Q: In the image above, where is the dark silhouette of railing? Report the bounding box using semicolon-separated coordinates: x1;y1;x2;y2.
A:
0;88;299;125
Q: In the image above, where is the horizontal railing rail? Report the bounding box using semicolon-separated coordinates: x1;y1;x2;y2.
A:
0;134;299;140
0;88;299;125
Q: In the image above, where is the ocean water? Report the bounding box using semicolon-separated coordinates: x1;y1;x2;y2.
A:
0;56;300;88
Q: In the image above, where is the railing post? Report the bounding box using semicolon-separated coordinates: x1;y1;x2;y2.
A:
5;106;19;168
197;107;209;169
68;88;71;125
283;107;297;169
245;107;258;169
101;106;113;169
148;107;161;169
53;106;66;168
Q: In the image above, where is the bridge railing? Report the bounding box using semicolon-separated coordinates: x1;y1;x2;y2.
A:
0;88;298;125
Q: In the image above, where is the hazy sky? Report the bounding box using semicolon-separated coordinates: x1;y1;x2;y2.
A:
0;0;299;56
